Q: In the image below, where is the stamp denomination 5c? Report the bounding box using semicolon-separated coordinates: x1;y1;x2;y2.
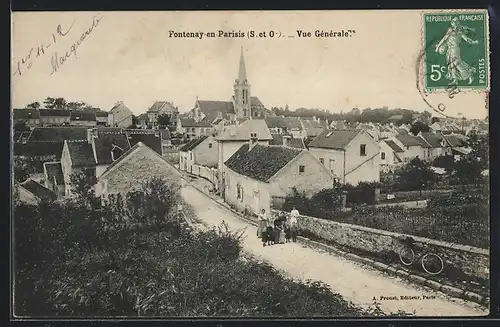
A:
423;11;489;92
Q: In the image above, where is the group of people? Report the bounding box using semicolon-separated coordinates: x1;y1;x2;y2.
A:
256;207;299;246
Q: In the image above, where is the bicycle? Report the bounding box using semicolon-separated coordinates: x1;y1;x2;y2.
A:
397;237;444;275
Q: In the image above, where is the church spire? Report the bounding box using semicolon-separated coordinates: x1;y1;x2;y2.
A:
238;46;247;82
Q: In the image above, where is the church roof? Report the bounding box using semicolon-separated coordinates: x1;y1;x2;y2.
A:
237;46;248;82
196;100;235;122
250;96;263;107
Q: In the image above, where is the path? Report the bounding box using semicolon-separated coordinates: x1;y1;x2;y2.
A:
181;183;488;317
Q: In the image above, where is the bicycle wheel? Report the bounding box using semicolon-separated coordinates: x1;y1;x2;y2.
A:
399;247;415;266
421;253;444;275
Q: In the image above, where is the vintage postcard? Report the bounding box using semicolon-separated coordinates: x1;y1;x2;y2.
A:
11;10;490;318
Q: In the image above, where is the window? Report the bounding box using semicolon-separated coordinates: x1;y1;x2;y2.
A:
360;144;367;156
299;165;305;173
208;142;213;148
250;133;257;138
381;152;386;160
319;158;324;164
237;183;244;201
190;153;193;160
329;159;335;174
406;146;410;150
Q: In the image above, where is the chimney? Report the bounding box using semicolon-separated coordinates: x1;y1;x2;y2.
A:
248;133;258;151
87;127;98;144
283;135;291;147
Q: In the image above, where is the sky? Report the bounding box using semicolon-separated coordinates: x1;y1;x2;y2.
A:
11;10;489;119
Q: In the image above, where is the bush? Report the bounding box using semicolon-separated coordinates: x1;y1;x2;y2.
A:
14;177;370;317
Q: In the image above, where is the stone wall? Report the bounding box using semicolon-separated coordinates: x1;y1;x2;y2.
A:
273;210;489;281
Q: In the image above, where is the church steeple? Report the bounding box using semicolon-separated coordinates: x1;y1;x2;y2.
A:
237;46;248;83
233;46;251;119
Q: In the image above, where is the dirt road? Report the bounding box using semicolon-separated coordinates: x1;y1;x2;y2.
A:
181;183;488;317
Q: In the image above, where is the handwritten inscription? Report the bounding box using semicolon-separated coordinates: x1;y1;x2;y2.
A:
50;15;104;75
13;22;75;76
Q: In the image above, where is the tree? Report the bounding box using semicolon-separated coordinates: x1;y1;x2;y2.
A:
157;114;171;128
396;157;436;191
26;102;41;109
70;170;98;203
432;155;455;172
452;134;488;186
409;121;431;135
431;117;440;124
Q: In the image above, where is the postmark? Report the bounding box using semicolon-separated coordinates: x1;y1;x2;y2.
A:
423;11;489;93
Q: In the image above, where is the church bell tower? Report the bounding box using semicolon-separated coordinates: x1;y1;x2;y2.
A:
233;47;251;119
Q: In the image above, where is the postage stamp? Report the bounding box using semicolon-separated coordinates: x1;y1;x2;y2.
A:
423;10;489;92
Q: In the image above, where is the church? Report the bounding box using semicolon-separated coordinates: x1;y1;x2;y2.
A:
187;47;273;125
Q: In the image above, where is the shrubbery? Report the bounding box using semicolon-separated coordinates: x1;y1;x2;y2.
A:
14;176;369;317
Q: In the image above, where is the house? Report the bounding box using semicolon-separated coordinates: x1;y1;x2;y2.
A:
15;179;57;204
70;111;97;127
215;119;273;194
94;142;182;199
392;134;432;162
13;109;40;127
330;120;349;131
442;133;471;159
43;161;66;197
137;113;150;129
179;136;218;174
264;116;305;139
39;109;71;126
387;115;403;124
418;132;451;159
147;101;179;128
176;117;214;139
95;111;109;126
299;117;326;138
269;134;306;149
108;102;134;128
379;139;404;172
307;129;381;185
223;142;334;215
60;127;166;196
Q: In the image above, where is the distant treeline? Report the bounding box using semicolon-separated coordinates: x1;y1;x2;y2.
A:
270;106;431;125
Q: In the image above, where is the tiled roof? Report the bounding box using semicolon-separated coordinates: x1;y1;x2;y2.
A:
97;127;123;134
66;141;96;167
138;113;149;122
269;134;305;149
387;115;403;121
265;116;302;129
419;132;444;148
397;128;409;135
28;127;88;142
250;96;264;107
300;118;325;137
307;130;360;150
383;140;404;153
14;142;64;158
180;118;212;128
44;162;64;185
13;109;40;119
395;134;431;148
95;111;109;117
93;134;131;165
127;133;162;155
147;101;177;113
444;134;468;147
225;144;302;182
216;119;272;141
39;109;71;117
70;111;96;121
20;179;57;202
124;128;171;140
98;142;179;180
179;136;208;152
196;100;235;122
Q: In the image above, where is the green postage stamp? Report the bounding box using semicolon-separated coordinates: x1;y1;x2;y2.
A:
423;10;489;92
